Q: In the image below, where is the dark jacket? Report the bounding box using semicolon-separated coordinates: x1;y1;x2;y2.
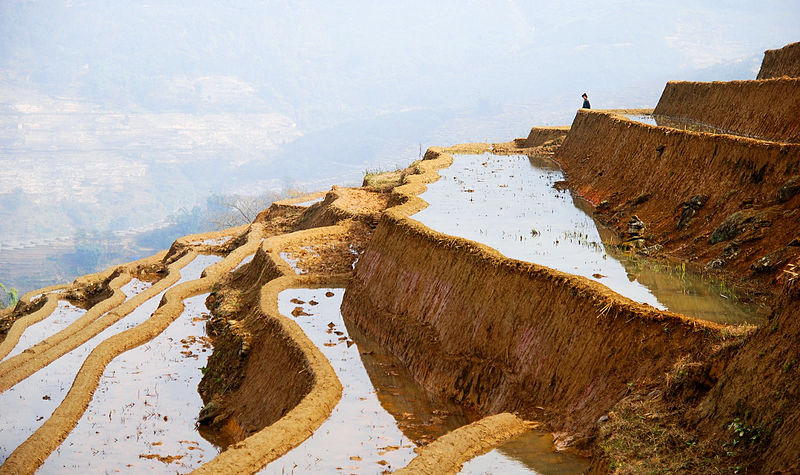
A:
582;99;591;109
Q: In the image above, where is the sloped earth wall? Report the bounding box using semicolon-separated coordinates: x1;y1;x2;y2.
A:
757;41;800;79
524;126;570;147
692;274;800;472
555;109;800;298
653;78;800;143
555;109;800;470
340;147;727;445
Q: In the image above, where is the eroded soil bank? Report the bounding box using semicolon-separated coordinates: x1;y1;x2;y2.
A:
340;147;734;461
555;109;800;308
549;105;800;471
758;41;800;79
653;78;800;143
412;152;759;325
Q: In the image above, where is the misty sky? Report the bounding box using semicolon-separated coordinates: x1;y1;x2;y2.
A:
2;1;797;123
0;0;798;290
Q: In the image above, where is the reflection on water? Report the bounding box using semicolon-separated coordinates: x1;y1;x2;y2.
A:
293;196;325;207
412;153;758;325
41;294;219;473
623;114;657;126
265;288;587;473
614;254;763;325
0;255;220;466
413;153;663;307
2;300;85;362
460;431;589;474
265;288;418;473
347;321;471;446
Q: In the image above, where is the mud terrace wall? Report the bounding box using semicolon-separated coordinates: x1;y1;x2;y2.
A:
524;126;570;147
757;41;800;79
653;78;800;143
555;110;800;234
341;147;725;439
396;413;529;475
693;275;800;473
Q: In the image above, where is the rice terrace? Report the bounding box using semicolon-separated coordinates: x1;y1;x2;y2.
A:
1;4;800;474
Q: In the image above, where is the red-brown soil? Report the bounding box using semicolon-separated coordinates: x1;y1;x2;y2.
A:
552;109;800;472
198;188;389;445
758;41;800;79
654;78;800;143
340;147;734;457
554;109;800;308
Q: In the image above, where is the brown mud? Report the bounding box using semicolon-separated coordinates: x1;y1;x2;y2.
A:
492;126;569;156
191;187;395;473
340;146;734;455
396;413;530;475
654;78;800;143
5;42;800;474
554;109;800;308
757;41;800;79
543;50;800;471
0;227;260;473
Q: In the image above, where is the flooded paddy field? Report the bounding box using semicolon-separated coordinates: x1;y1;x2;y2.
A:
3;279;152;363
263;288;588;473
40;294;217;473
413;153;761;325
0;254;221;466
2;300;85;362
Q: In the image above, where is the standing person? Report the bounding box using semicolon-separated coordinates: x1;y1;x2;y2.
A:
582;93;591;109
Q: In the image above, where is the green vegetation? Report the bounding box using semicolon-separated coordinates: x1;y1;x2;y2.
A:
599;398;767;474
726;417;764;451
0;282;19;309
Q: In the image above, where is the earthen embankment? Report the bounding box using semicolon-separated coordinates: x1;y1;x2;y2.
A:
653;78;800;142
193;189;391;472
690;272;800;472
341;147;728;443
757;41;800;79
554;109;800;290
524;126;570;147
396;413;530;474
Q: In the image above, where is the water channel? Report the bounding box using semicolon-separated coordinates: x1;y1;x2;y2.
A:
412;153;760;325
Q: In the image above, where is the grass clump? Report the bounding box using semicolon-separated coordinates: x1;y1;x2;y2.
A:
362;162;420;192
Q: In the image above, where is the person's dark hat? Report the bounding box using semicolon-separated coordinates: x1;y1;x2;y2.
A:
582;93;588;98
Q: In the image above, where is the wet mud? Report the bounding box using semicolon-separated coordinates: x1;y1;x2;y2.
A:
264;288;419;473
555;109;800;305
267;288;587;473
460;431;589;474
